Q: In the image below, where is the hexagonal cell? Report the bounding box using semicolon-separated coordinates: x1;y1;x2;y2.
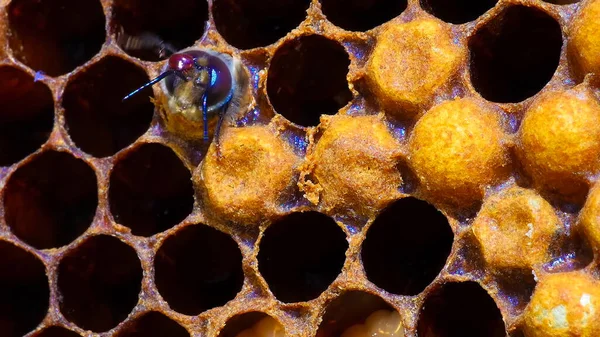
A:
471;186;561;271
154;224;244;315
0;66;54;167
112;0;207;61
257;211;348;303
199;124;302;226
63;56;154;158
33;327;81;337
7;0;105;76
57;235;142;332
516;86;600;205
319;0;407;32
568;0;600;79
114;312;190;337
407;97;509;210
421;0;498;24
317;291;402;337
522;271;600;337
4;151;98;249
109;143;194;237
361;197;453;296
469;5;562;103
213;0;310;49
219;313;284;337
364;18;465;119
0;240;49;337
417;281;505;337
267;35;352;127
303;114;403;220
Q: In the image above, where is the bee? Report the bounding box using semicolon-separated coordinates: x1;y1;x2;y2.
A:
121;32;250;146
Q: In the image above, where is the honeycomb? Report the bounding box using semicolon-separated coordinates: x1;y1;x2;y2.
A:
1;0;600;335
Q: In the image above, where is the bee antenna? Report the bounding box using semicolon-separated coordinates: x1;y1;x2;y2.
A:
122;70;176;101
202;67;214;142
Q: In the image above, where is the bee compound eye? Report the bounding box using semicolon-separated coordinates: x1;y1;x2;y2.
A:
186;50;236;109
168;53;195;72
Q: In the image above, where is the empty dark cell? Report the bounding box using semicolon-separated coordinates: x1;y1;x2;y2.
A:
317;291;393;337
34;327;81;337
218;312;269;337
0;66;54;166
0;241;49;337
63;56;154;157
267;35;352;127
113;0;207;61
257;212;348;303
362;197;453;296
8;0;105;76
417;281;505;337
4;151;98;249
114;312;189;337
155;224;244;315
421;0;498;24
109;143;194;237
320;0;407;31
57;235;142;332
469;6;562;103
213;0;310;49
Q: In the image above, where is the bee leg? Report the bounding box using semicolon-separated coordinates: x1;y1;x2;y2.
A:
201;66;216;144
213;101;230;160
202;92;209;142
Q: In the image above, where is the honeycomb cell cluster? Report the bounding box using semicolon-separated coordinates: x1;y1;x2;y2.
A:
1;0;600;336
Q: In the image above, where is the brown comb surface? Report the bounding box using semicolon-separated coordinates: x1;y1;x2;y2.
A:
1;0;600;336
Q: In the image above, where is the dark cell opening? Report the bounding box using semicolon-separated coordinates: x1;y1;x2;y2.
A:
218;312;270;337
4;151;98;249
0;66;54;166
63;56;154;157
109;143;194;237
0;241;49;337
114;312;190;337
57;235;142;332
113;0;207;61
34;327;81;337
257;211;348;303
421;0;498;24
362;197;453;296
155;224;244;315
267;35;352;127
316;291;394;337
320;0;407;31
417;281;505;337
213;0;310;49
7;0;105;76
469;5;562;103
